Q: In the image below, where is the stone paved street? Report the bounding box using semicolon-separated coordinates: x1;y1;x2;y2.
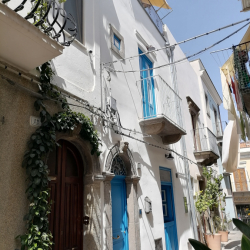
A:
221;231;242;250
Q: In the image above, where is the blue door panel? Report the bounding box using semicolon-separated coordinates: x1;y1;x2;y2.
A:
139;48;156;119
111;176;129;250
160;168;178;250
165;222;177;250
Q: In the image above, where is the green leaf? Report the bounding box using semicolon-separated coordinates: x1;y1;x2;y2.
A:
188;239;211;250
233;219;250;239
242;235;250;250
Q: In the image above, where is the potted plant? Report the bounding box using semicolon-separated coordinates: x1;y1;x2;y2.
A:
217;193;229;242
189;219;250;250
195;167;224;250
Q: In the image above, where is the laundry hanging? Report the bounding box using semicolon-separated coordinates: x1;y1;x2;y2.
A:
220;68;241;134
222;120;239;173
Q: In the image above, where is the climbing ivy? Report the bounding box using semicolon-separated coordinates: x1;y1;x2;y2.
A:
17;62;101;250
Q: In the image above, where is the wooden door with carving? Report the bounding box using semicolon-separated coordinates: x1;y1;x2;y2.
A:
48;140;83;250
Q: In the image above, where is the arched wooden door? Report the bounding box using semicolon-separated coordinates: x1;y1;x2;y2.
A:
48;140;83;250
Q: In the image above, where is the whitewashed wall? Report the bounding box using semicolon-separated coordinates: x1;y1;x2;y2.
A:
98;1;200;249
42;0;226;249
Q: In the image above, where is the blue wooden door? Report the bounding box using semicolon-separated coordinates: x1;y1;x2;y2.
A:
160;168;178;250
111;176;129;250
139;49;156;119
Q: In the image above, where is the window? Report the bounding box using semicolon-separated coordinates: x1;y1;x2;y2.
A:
110;24;125;58
205;93;210;117
113;34;121;50
64;0;83;43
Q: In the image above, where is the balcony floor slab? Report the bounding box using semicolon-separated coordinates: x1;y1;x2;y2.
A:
193;150;220;166
0;3;64;72
139;115;186;145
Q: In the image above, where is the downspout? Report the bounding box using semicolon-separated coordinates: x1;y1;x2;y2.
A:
162;24;199;240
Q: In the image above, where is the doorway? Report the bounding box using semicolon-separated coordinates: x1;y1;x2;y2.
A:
160;167;178;250
110;154;129;250
111;176;129;250
47;140;83;250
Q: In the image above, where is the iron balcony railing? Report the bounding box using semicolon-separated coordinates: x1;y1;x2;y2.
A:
212;121;228;138
192;127;220;156
2;0;77;46
138;0;164;33
136;75;184;131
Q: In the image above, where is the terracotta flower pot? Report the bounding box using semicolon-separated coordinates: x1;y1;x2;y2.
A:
205;233;221;250
218;231;228;242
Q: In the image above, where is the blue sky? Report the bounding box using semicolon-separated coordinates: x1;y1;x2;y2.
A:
158;0;250;123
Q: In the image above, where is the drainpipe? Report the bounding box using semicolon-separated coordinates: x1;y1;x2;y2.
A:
162;24;198;240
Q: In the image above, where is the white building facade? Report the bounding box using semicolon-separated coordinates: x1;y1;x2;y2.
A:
0;1;227;250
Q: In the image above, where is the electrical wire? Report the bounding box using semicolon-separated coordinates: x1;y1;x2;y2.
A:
104;21;250;73
103;17;250;65
54;97;200;166
1;61;202;167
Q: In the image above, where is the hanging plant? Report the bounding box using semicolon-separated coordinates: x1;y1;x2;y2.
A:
17;62;101;250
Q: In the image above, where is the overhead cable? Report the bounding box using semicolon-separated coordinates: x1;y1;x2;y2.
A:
104;21;250;73
103;17;250;65
1;62;202;166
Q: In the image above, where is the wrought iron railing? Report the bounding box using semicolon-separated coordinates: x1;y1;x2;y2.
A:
192;127;220;156
211;121;228;137
138;0;164;33
136;75;184;131
2;0;77;46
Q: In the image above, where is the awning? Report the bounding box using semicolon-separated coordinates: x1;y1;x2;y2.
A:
140;0;171;9
221;24;250;80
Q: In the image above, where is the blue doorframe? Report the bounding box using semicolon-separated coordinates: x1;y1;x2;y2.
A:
111;176;129;250
160;167;178;250
138;48;156;119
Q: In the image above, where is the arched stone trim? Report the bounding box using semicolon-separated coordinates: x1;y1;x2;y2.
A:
103;142;141;250
105;142;137;176
56;130;101;175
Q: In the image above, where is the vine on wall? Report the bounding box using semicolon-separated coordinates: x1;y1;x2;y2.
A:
17;62;101;250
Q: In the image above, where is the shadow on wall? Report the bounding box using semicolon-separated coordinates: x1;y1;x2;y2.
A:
101;0;121;65
137;183;155;228
136;141;192;243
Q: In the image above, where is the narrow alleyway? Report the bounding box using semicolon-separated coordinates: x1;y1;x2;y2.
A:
221;231;242;250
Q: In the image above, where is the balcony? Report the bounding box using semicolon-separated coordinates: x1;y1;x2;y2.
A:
0;1;77;72
192;127;220;166
241;0;250;12
138;0;171;34
138;75;186;145
233;191;250;204
233;46;250;115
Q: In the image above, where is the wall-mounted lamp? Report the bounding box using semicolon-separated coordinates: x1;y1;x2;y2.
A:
165;153;174;160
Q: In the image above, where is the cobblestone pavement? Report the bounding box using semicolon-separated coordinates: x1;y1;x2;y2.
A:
221;231;242;250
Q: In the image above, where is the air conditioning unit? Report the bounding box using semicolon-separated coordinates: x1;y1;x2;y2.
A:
241;0;250;12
